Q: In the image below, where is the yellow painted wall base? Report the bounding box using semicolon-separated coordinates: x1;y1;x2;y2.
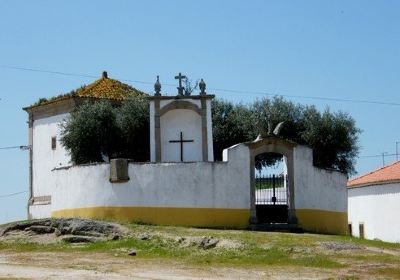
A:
296;209;348;235
52;206;251;229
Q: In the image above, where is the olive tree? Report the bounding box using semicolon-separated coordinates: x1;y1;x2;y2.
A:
60;97;150;165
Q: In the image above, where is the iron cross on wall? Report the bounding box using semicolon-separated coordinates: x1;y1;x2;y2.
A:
169;132;194;162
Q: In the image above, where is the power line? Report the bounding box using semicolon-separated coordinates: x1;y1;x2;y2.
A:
359;153;397;158
0;65;156;86
0;145;30;150
2;64;400;106
209;87;400;106
0;190;28;198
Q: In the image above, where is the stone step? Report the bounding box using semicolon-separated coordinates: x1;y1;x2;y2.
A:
249;223;304;233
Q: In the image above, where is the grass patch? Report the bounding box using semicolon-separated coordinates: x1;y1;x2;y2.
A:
1;222;399;271
373;267;400;279
332;235;400;250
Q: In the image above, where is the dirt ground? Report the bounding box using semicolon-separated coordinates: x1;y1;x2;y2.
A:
1;220;399;279
0;251;347;280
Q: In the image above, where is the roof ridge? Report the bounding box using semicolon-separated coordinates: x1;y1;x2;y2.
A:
348;160;400;184
26;73;147;108
74;77;103;97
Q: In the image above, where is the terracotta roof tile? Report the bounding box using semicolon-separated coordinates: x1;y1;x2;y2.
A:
74;76;145;100
348;161;400;187
29;72;147;108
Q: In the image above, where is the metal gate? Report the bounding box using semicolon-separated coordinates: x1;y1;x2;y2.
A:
255;174;287;205
255;174;288;223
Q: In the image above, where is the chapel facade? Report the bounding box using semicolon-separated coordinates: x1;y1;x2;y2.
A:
23;71;146;218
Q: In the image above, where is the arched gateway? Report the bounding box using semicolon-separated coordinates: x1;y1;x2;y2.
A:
247;137;297;225
240;136;348;233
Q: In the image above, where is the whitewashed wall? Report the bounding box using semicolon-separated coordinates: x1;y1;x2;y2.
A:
293;145;347;213
30;113;71;218
51;141;346;233
348;183;400;243
160;109;202;162
29;203;51;219
149;98;214;162
52;144;250;212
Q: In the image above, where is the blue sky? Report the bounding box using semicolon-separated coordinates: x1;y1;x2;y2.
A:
0;1;399;224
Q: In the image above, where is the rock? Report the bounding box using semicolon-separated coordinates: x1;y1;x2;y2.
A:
54;228;62;237
139;233;151;240
175;237;185;243
29;226;55;234
112;234;120;240
1;223;31;236
61;235;100;243
201;237;219;249
60;226;72;235
128;249;137;256
0;218;127;242
71;230;103;237
321;242;361;251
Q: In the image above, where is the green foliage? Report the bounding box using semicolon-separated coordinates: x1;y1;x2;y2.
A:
212;97;360;175
32;86;86;106
212;99;257;161
61;95;359;174
60;97;149;165
60;101;121;164
300;107;360;174
118;97;150;161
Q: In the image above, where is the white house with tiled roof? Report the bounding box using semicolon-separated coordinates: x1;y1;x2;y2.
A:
348;161;400;243
23;71;146;219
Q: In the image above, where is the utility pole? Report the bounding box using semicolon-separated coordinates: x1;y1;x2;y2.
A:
396;141;400;161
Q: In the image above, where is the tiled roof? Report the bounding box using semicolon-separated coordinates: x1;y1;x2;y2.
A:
29;71;147;108
348;161;400;187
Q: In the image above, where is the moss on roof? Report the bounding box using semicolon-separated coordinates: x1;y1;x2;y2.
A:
31;73;147;107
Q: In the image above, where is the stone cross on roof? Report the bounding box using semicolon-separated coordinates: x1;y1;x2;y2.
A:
175;72;186;96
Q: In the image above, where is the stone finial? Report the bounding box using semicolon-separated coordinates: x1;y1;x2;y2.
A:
154;75;161;96
199;78;206;95
102;71;108;79
255;121;286;141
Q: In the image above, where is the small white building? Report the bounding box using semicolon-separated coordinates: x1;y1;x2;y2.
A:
23;71;146;219
348;161;400;243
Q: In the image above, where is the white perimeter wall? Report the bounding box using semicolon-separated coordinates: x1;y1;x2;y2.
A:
293;145;347;213
31;113;71;218
348;183;400;243
52;144;250;212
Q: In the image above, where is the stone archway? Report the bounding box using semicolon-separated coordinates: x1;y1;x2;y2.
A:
247;137;297;224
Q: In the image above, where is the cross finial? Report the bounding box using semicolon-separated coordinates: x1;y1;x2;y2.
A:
154;75;161;96
175;72;186;96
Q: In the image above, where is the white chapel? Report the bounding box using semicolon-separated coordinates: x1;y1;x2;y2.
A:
149;73;214;162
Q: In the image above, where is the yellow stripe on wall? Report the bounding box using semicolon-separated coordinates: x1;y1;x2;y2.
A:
52;206;250;229
296;209;348;235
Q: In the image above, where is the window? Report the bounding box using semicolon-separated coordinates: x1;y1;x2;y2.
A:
359;223;365;239
51;136;57;150
348;223;352;236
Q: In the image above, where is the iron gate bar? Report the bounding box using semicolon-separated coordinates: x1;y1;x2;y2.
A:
255;174;287;205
